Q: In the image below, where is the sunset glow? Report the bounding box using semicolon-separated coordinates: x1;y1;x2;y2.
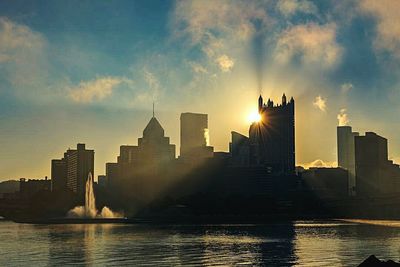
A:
248;112;261;123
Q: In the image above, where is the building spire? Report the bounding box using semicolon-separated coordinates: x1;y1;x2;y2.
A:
258;95;263;113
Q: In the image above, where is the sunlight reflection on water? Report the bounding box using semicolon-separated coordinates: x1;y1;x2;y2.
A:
0;220;400;266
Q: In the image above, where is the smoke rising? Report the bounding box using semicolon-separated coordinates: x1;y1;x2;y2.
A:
337;108;349;126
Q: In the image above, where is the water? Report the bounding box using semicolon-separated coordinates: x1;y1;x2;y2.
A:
1;220;400;266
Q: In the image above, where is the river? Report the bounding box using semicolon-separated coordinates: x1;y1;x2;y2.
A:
1;219;399;266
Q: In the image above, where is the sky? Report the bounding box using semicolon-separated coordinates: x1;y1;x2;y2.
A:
1;0;400;180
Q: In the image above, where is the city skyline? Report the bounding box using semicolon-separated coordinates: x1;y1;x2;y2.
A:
1;0;400;179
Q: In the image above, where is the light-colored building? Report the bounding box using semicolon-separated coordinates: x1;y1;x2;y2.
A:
337;126;359;196
180;112;213;163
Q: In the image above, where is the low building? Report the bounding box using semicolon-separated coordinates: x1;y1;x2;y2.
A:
302;167;348;199
19;177;51;199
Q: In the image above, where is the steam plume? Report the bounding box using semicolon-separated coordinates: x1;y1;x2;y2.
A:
337;108;349;126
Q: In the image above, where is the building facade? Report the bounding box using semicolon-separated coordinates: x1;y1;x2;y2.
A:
337;126;359;196
51;155;67;192
180;112;213;162
249;94;295;174
64;143;94;197
106;116;176;197
355;132;400;196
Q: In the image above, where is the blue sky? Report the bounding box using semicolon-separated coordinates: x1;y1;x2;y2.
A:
1;0;400;179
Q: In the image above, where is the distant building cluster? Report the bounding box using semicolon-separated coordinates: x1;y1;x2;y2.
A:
338;128;400;197
6;93;400;219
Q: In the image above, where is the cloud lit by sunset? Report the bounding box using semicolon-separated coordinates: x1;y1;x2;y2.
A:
1;0;400;179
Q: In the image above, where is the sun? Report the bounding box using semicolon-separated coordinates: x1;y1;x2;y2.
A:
248;111;261;123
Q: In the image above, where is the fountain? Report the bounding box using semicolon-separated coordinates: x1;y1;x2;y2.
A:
67;173;123;219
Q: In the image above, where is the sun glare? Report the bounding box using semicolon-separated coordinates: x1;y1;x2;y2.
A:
248;111;261;123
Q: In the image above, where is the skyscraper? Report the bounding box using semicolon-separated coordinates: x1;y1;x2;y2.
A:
229;131;250;166
106;115;176;190
354;132;400;196
51;155;67;192
138;116;176;166
180;112;213;162
337;126;359;196
65;143;94;197
249;94;295;174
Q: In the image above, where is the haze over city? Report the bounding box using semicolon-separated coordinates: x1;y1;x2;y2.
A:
1;0;400;180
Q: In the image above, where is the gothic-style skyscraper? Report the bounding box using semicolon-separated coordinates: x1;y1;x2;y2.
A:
249;94;295;174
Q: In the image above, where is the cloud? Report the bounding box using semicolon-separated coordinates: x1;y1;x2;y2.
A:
143;68;161;101
0;17;49;96
0;17;45;63
302;159;337;169
341;82;353;93
276;0;318;17
216;54;235;72
359;0;400;59
69;76;128;103
313;95;326;111
337;108;349;126
188;61;208;74
172;0;272;70
274;22;343;68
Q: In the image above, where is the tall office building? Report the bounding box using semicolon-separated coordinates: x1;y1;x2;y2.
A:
229;131;250;166
337;126;359;196
249;94;295;174
138;116;176;166
106;115;176;187
51;155;67;192
180;112;213;162
354;132;400;196
65;143;94;197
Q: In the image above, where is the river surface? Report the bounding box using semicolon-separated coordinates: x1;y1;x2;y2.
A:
1;219;400;266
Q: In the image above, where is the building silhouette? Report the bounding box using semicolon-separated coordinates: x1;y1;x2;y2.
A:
180;112;213;163
53;143;95;197
229;131;250;166
355;132;400;196
249;94;295;174
139;116;176;166
51;155;67;192
19;177;51;199
98;175;107;188
106;115;176;199
302;167;348;199
337;126;359;196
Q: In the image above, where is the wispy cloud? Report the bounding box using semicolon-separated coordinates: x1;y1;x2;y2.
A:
276;0;318;17
172;0;272;71
337;108;349;126
341;82;353;93
274;22;342;68
0;17;45;63
216;54;235;72
313;95;327;111
188;61;208;74
0;17;49;96
69;76;129;103
359;0;400;59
